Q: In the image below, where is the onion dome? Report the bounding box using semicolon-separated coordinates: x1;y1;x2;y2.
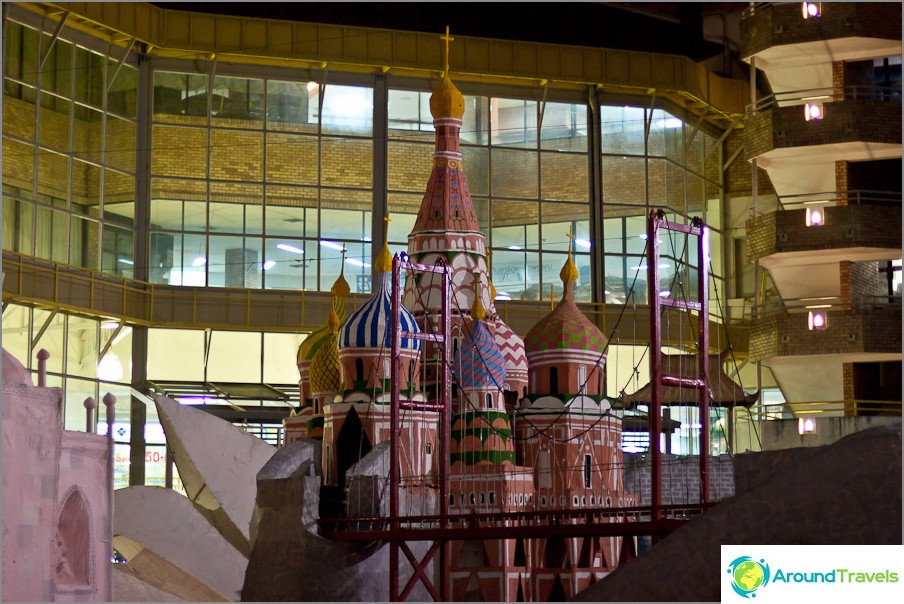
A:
309;307;341;394
456;285;506;390
429;76;465;119
492;318;528;384
524;250;606;354
297;268;350;365
340;242;421;351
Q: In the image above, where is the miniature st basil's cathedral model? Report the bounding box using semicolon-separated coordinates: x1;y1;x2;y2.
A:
285;60;633;601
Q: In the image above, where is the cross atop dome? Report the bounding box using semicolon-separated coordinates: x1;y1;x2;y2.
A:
430;26;464;119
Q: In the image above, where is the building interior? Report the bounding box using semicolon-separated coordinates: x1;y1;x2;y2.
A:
1;3;901;594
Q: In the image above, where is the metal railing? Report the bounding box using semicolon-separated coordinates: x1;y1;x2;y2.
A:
753;293;902;318
748;86;902;114
776;190;900;210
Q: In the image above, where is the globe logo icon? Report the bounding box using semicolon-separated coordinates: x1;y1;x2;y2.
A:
727;556;771;598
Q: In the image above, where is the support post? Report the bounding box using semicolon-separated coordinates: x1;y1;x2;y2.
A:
697;218;710;504
102;392;116;602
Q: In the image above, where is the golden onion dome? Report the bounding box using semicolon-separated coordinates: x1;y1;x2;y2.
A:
429;76;465;119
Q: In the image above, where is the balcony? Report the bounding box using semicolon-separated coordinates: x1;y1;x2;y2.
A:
746;191;902;267
749;298;902;363
741;2;901;66
745;87;901;167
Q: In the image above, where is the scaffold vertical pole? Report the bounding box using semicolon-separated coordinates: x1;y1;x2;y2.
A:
647;210;663;526
696;218;711;504
390;255;402;601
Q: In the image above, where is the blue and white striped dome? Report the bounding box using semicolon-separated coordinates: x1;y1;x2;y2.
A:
455;319;506;390
340;273;422;351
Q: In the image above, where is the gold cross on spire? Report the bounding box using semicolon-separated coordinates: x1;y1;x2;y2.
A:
566;225;576;255
340;243;347;264
547;284;557;310
440;26;454;76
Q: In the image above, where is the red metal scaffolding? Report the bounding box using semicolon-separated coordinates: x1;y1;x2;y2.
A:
319;211;715;601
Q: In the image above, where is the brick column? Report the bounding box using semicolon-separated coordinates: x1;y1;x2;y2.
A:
842;362;856;416
835;160;848;205
839;261;852;307
832;61;845;101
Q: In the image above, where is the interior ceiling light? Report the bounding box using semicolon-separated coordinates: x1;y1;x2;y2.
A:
802;2;821;18
277;243;305;254
262;260;277;270
191;256;207;267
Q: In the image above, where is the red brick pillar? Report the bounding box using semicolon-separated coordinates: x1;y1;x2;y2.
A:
832;61;845;101
839;261;852;307
835;160;849;206
842;363;856;416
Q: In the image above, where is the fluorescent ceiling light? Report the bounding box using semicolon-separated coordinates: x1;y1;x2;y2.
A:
117;258;134;265
319;240;344;251
262;260;277;270
192;256;207;267
277;243;305;254
575;238;591;249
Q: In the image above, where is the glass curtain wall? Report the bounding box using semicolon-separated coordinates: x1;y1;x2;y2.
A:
2;19;138;277
388;89;592;302
150;71;374;293
599;105;724;309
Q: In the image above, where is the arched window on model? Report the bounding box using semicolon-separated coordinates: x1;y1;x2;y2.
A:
584;453;592;488
549;366;559;393
485;392;493;409
355;358;364;382
578;365;587;394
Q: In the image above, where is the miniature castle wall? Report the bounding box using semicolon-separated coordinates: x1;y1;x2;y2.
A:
2;348;112;602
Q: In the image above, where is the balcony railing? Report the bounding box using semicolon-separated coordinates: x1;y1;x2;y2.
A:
748;86;902;114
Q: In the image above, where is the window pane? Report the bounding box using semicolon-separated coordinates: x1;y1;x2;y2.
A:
73;104;104;162
320;189;371;240
64;378;98;431
108;62;137;119
321;137;372;188
31;308;64;374
208;235;263;288
648;109;683;161
388;89;434;141
40;94;71;151
461;146;488;196
3;138;35;193
40;36;72;97
320;84;373;136
148;328;205;381
207;331;262;382
541;152;588;201
263;238;316;291
211;75;264;126
152;125;208;177
1;305;31;368
104;169;135;215
491;148;538;198
210;129;263;180
265;186;318;237
264;332;306;384
153;71;208;123
541;102;587;152
267;79;318;132
72;160;101;206
541;202;589;252
387;192;420;244
106;115;136;173
600;105;645;155
265;132;318;185
461;95;489;145
3;82;37;140
388;141;433;192
492;199;538;250
74;46;105;108
71;215;100;270
602;157;645;205
492;98;536;148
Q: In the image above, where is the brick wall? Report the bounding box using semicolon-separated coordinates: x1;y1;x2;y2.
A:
624;453;735;504
749;305;902;362
740;3;901;59
746;203;902;262
746;100;902;159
